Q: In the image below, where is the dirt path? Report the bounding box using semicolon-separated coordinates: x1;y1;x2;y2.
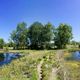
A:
49;67;58;80
37;50;69;80
49;50;69;80
37;59;44;80
56;50;70;80
48;50;62;80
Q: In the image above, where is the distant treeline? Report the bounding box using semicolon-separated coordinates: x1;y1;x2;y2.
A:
0;22;73;50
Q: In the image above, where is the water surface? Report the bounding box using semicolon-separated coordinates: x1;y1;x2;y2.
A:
0;53;22;66
65;51;80;61
73;51;80;60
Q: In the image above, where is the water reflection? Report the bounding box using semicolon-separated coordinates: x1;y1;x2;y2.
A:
73;51;80;60
65;51;80;61
0;54;4;61
0;53;22;66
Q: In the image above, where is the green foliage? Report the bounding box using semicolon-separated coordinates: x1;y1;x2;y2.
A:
11;22;28;49
54;24;72;49
10;22;73;50
41;22;54;49
4;46;9;52
6;39;14;47
28;22;43;49
28;22;54;49
70;40;78;45
0;38;4;49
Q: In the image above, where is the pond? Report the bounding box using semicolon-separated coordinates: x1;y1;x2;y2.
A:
0;53;23;66
65;51;80;61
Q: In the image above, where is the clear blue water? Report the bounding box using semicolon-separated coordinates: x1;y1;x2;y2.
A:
72;51;80;60
0;53;22;66
66;51;80;61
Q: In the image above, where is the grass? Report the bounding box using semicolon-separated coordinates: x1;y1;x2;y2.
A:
41;52;56;80
63;51;80;80
0;50;57;80
65;61;80;80
0;49;80;80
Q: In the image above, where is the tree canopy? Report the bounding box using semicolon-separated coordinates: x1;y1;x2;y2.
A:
28;22;44;49
11;22;28;49
54;24;72;49
10;22;73;50
0;38;4;49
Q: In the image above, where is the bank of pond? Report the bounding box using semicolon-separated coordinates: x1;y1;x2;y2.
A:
0;53;24;66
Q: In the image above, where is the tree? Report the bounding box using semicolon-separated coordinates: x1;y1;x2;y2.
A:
41;22;54;49
28;22;43;49
54;24;72;49
6;39;14;47
70;40;78;45
11;22;28;49
28;22;54;49
0;38;4;49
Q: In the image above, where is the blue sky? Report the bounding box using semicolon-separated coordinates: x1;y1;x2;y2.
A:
0;0;80;42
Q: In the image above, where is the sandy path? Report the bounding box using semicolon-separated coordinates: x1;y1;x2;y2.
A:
37;59;43;80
